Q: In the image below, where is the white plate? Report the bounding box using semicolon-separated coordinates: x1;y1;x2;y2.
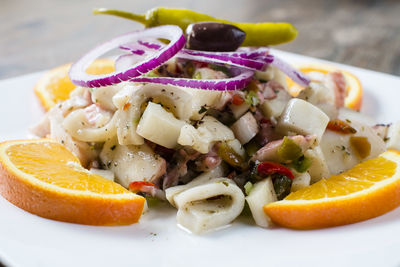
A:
1;50;400;267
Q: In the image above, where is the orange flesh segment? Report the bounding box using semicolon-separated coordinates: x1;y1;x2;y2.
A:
264;150;400;229
34;59;115;110
7;142;127;194
0;140;144;226
286;156;396;200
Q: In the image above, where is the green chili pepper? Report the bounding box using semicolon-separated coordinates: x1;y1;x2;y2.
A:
217;142;246;169
244;181;253;196
93;7;298;46
272;174;292;200
244;139;261;157
277;136;303;162
292;155;313;173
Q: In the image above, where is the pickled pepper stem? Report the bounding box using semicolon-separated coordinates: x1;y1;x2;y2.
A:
93;8;148;26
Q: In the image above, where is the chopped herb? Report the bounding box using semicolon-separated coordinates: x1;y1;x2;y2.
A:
110;145;116;151
244;181;253;196
384;137;390;142
245;90;259;106
222;181;229;187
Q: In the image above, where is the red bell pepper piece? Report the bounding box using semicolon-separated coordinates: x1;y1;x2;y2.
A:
327;119;357;134
257;161;294;180
129;181;156;193
232;94;245;105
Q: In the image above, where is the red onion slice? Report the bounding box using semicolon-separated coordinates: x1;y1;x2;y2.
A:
121;41;269;71
129;68;254;91
69;25;185;88
179;49;267;71
114;54;145;72
267;56;310;86
132;41;269;59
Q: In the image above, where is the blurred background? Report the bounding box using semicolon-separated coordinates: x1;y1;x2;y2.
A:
1;0;399;79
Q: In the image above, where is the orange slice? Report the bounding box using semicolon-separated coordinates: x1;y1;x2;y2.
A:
0;139;144;225
286;63;363;111
264;150;400;229
34;59;115;111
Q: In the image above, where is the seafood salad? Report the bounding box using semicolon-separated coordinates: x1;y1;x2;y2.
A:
26;8;400;233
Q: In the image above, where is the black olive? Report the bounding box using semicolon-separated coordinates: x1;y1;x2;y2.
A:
186;22;246;52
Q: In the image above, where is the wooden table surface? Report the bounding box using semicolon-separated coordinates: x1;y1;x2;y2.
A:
1;0;400;80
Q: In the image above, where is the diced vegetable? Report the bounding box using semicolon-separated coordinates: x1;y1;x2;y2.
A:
244;181;253;196
229;101;251;119
257;161;294;179
178;116;235;153
349;136;371;159
245;178;277;227
230;112;259;144
129;181;156;193
245;90;259;106
291;172;311;192
327;120;357;134
304;146;331;183
273;174;292;200
217;141;246;169
277;136;303;161
260;88;291;119
297;82;337;119
256;66;288;88
137;102;186;148
245;139;261;157
386;122;400;151
100;138;166;188
320;121;385;175
278;99;329;142
232;94;245;105
292;155;313;173
226;139;247;159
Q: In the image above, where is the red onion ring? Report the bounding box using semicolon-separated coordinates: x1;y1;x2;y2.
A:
129;68;254;91
267;56;310;86
121;40;309;86
121;42;269;71
69;25;185;88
